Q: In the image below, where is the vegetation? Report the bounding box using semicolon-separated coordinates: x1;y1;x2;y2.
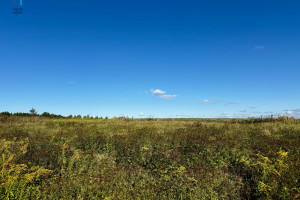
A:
0;114;299;199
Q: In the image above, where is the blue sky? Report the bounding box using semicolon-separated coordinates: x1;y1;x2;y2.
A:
1;0;300;118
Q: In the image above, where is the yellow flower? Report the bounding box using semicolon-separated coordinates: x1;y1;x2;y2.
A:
257;154;270;163
25;173;36;182
278;149;288;158
273;169;281;177
72;150;81;160
175;166;186;173
258;181;271;192
141;146;149;151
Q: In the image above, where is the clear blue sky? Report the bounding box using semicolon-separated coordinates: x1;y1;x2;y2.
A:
1;0;300;118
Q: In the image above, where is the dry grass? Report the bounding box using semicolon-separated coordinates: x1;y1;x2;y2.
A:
0;117;299;199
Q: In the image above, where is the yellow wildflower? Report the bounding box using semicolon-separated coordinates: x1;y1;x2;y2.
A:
278;149;288;158
175;166;186;173
188;177;198;183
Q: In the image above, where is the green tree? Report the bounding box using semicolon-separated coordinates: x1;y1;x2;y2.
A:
67;115;73;119
29;108;37;115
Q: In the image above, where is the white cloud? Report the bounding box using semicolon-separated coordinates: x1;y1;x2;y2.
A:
160;95;177;99
139;112;144;116
151;89;166;96
151;89;177;100
285;110;294;115
219;112;233;118
283;109;300;117
202;99;210;103
254;45;265;50
240;110;247;113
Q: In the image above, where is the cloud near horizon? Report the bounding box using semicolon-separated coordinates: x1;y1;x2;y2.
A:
284;109;300;117
139;112;144;116
174;114;190;118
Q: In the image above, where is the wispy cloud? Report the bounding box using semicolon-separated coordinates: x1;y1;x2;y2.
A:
249;107;257;109
254;45;265;50
284;109;300;113
151;89;177;100
218;111;264;118
175;114;190;118
284;109;300;117
138;90;148;94
219;112;233;118
214;109;300;119
225;102;238;105
264;111;273;114
201;99;219;103
160;95;177;99
201;99;238;105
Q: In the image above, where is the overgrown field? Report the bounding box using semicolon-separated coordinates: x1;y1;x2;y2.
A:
0;117;299;199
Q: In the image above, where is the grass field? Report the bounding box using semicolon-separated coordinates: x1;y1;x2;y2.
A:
0;116;299;199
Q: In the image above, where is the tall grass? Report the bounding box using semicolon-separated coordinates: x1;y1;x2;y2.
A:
0;117;299;199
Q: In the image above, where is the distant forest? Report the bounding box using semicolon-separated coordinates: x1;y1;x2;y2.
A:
0;108;106;119
1;109;299;124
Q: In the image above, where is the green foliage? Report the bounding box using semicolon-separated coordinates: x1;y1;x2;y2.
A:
29;108;37;116
0;117;299;199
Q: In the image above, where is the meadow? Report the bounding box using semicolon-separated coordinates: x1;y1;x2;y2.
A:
0;116;299;199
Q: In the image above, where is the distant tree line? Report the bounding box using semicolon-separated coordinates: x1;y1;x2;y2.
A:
0;108;108;119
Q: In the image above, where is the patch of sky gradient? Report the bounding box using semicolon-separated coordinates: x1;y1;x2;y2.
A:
0;0;300;118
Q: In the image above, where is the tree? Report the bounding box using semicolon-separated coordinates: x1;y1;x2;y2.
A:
0;112;11;116
29;108;37;115
41;112;51;118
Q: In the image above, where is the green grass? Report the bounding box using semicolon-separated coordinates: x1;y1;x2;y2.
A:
0;116;299;199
